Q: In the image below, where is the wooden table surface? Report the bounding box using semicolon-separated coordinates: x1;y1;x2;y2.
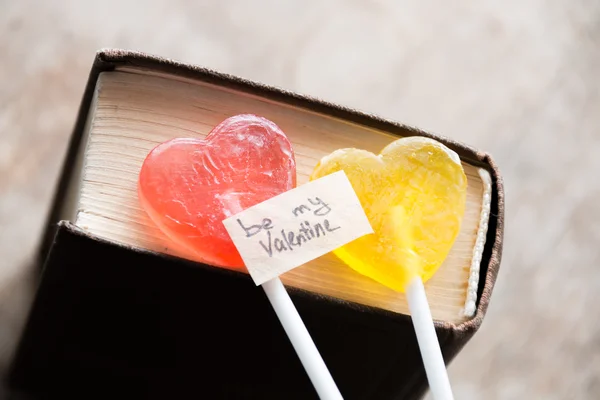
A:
1;1;599;398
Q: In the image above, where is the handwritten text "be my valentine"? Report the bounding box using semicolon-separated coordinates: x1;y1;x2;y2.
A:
235;197;340;257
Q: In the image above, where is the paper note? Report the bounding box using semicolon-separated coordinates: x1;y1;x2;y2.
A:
223;171;373;285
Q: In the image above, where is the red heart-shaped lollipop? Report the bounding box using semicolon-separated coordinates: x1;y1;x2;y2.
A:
139;114;296;268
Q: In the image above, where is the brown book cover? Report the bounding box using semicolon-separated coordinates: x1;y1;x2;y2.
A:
7;49;504;399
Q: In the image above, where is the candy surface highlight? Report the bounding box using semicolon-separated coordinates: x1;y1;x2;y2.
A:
310;137;467;292
139;114;296;268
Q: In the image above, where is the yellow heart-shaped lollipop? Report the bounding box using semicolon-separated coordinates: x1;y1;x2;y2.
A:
310;137;467;292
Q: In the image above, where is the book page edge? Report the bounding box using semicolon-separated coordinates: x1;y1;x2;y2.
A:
463;168;492;317
58;82;101;223
73;68;492;323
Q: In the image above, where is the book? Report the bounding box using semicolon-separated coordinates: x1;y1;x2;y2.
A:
7;49;504;400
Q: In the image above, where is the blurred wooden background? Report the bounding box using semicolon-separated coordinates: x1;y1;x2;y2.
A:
1;1;600;398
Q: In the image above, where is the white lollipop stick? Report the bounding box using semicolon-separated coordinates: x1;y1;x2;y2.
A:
262;277;343;400
406;277;454;400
